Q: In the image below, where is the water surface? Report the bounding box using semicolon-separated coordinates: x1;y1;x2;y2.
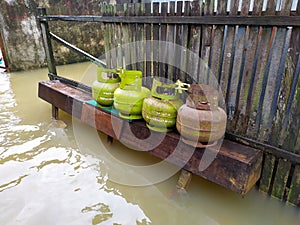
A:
0;63;299;225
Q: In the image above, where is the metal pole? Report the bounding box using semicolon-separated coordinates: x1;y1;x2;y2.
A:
38;7;58;119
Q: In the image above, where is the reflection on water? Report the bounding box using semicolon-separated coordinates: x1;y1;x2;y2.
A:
0;63;299;225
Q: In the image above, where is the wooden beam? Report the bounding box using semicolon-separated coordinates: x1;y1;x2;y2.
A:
38;15;300;26
38;80;263;195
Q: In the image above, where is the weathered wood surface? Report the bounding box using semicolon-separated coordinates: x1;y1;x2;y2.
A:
38;80;262;195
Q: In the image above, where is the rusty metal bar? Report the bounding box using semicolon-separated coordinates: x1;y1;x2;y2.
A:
37;7;57;78
225;132;300;165
37;7;58;119
49;32;106;68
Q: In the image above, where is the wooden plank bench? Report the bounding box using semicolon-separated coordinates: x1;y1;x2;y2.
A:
38;80;263;195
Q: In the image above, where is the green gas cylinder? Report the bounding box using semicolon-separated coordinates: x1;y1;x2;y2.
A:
92;67;120;106
142;79;188;132
113;69;150;120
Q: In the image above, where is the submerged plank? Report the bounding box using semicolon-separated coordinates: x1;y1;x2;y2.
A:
38;80;263;195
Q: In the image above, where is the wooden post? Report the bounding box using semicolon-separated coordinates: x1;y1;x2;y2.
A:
176;169;193;190
107;135;114;145
38;7;58;119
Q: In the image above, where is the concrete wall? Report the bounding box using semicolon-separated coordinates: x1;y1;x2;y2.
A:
0;0;107;71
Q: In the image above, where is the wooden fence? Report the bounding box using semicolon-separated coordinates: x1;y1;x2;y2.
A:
38;0;300;206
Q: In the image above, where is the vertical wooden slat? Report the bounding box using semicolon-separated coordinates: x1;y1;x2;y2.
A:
216;0;228;15
277;0;294;15
109;4;117;68
203;0;215;15
152;2;159;76
251;0;263;15
128;3;137;70
187;1;202;84
240;0;251;15
232;0;254;133
287;165;300;206
264;0;277;15
216;0;236;111
116;4;124;68
135;3;145;72
253;26;277;139
121;3;131;70
243;26;263;134
281;57;300;152
174;1;184;81
271;159;292;199
231;25;250;132
144;3;152;77
102;3;112;68
178;2;190;82
224;24;239;122
159;2;168;78
259;154;277;193
166;2;176;81
268;27;293;145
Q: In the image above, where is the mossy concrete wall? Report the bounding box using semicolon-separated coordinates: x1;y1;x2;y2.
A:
0;0;108;71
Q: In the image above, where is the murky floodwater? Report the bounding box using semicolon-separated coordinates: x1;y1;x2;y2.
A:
0;62;299;225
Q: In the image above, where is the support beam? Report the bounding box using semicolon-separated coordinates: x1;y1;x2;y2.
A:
177;169;193;190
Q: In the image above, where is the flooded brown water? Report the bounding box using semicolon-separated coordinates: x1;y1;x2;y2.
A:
0;62;299;225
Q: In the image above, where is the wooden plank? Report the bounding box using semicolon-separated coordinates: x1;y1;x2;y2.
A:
229;0;239;15
135;3;145;72
277;0;294;15
38;80;263;195
268;28;293;146
200;0;214;84
271;159;292;199
38;80;90;119
242;26;263;134
116;4;125;68
166;2;176;81
81;103;124;139
144;3;152;77
252;26;277;140
216;0;228;15
252;0;264;15
41;15;300;26
240;0;251;15
259;154;276;193
174;1;184;81
102;4;111;68
122;3;131;69
222;23;237;123
287;165;300;206
186;1;202;84
159;2;168;78
282;57;300;152
128;3;137;70
264;0;277;15
152;3;159;76
229;0;252;132
179;2;190;82
109;4;118;68
231;25;250;132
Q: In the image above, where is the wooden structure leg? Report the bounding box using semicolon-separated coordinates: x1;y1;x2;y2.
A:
176;169;193;190
52;105;59;119
107;135;114;145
